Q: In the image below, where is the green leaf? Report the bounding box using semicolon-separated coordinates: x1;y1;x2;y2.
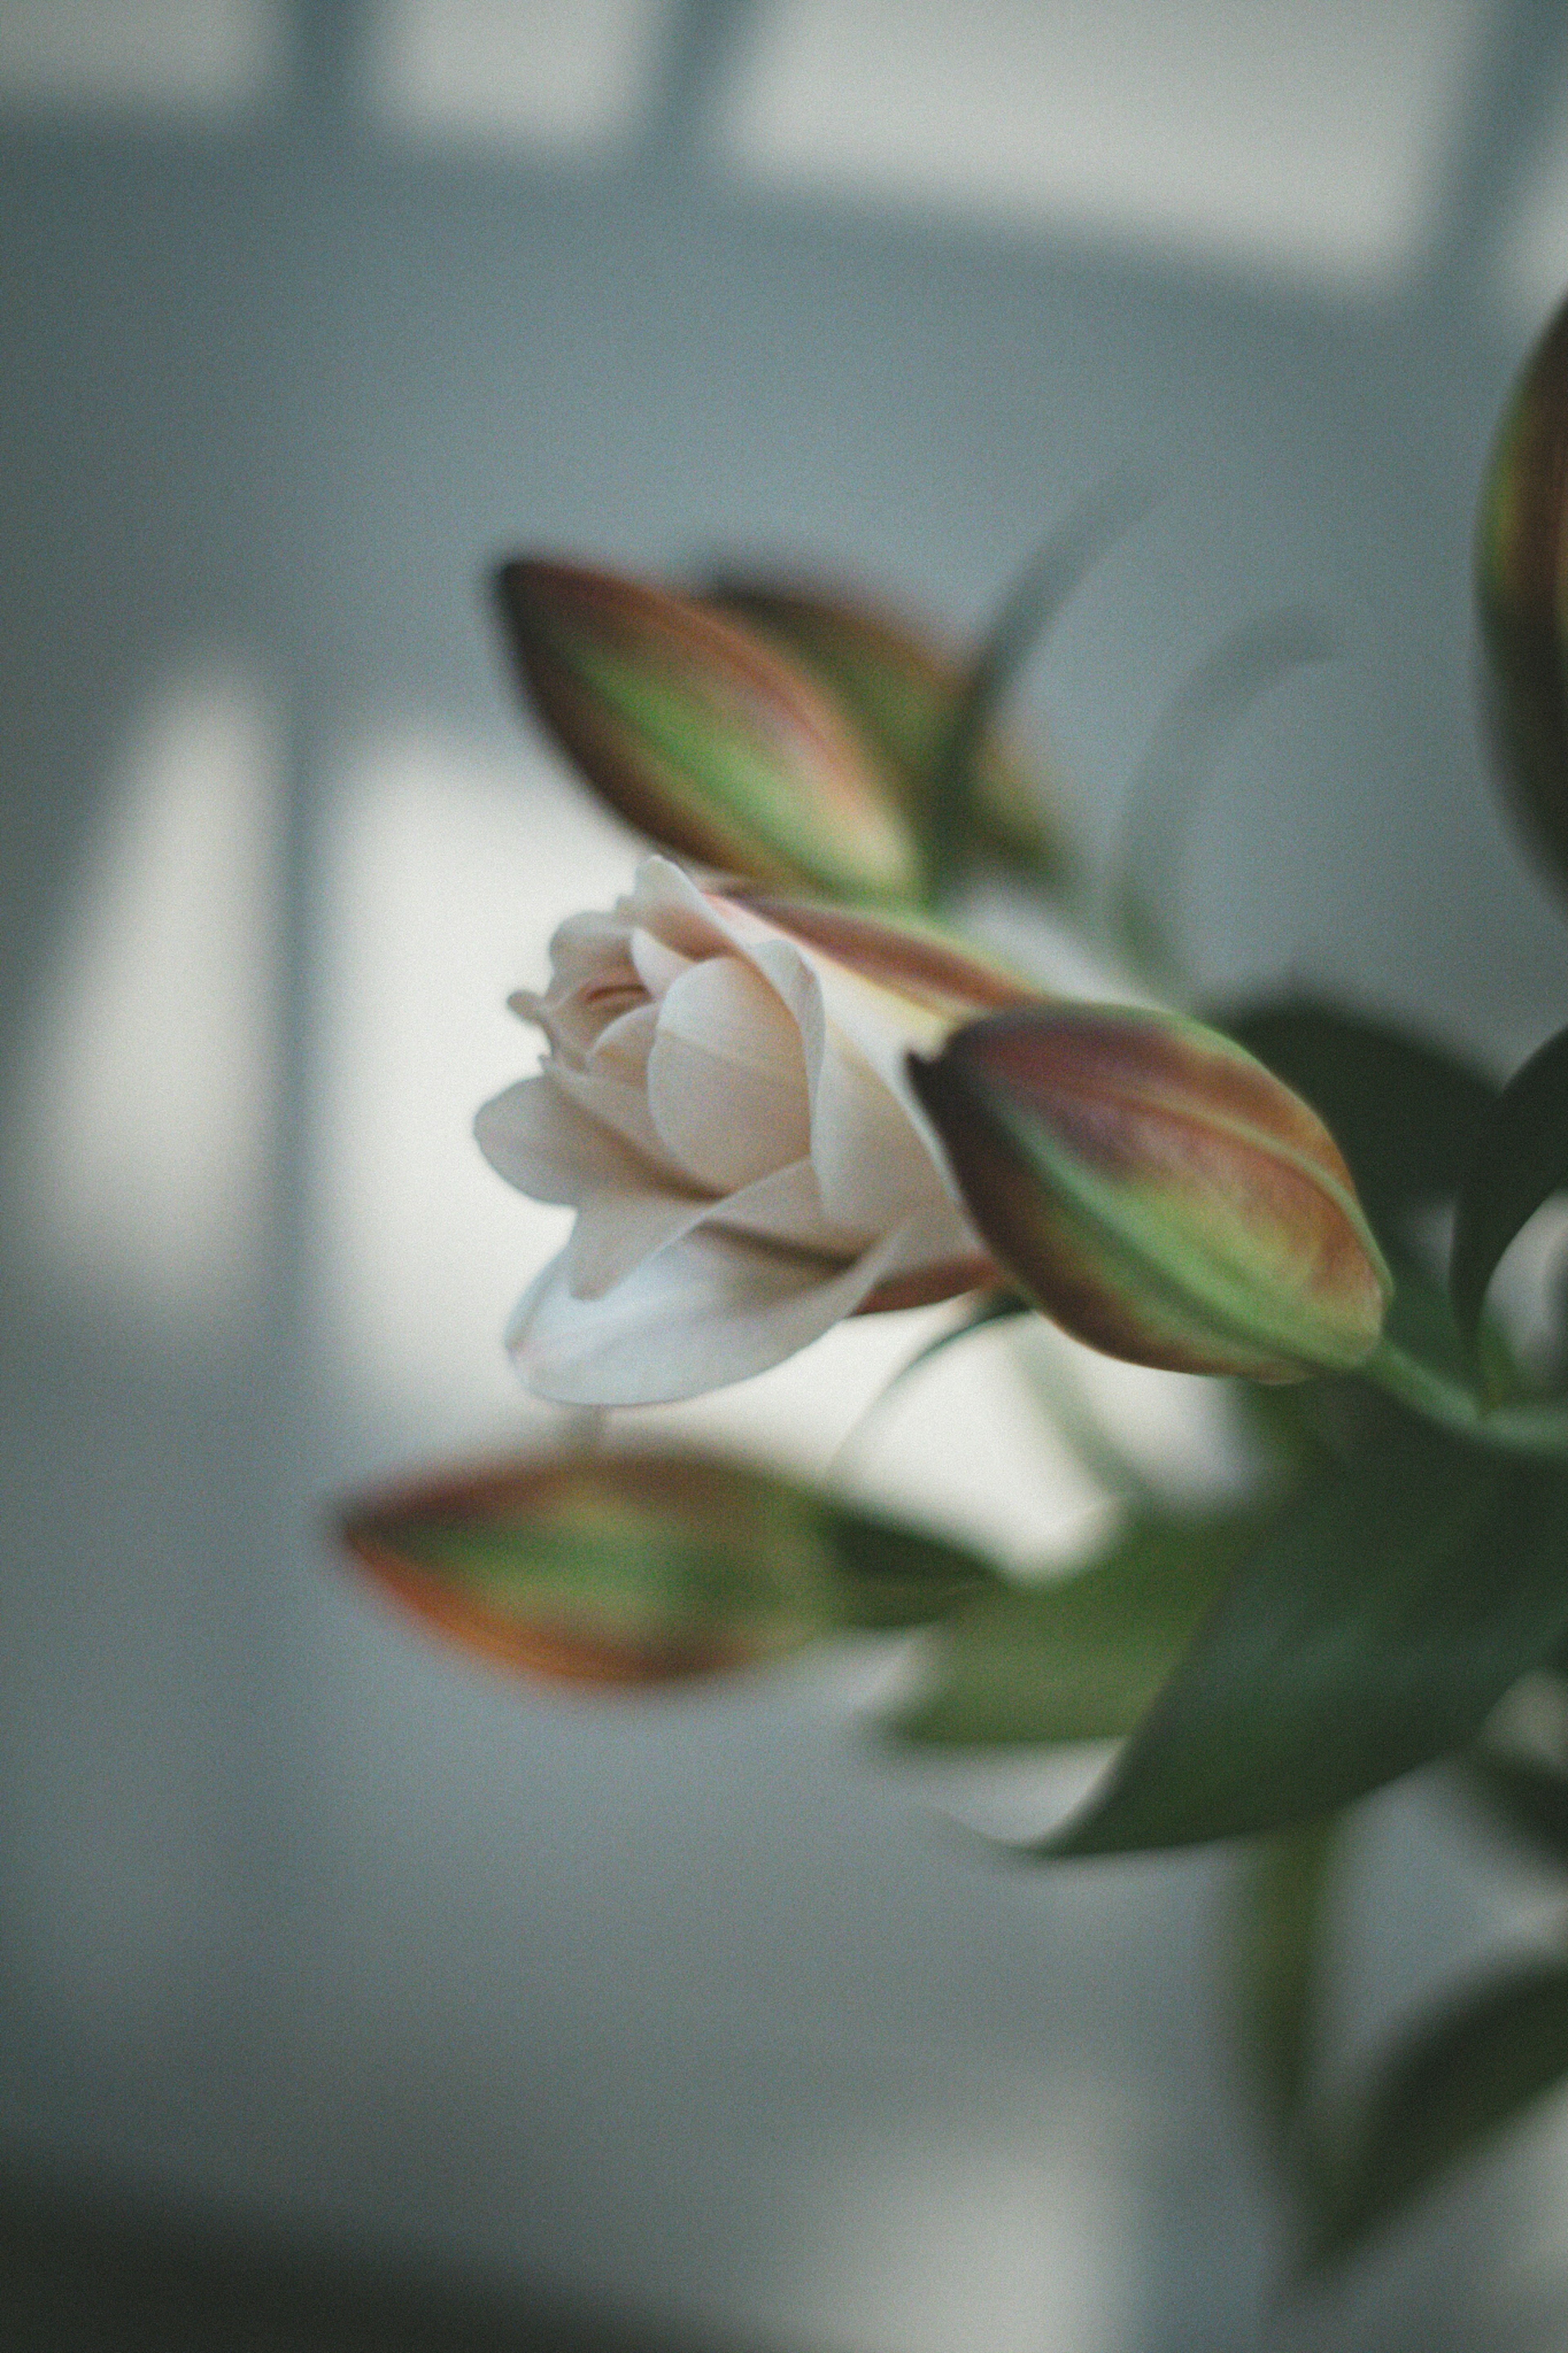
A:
818;1500;1007;1633
1031;1423;1568;1853
1305;1958;1568;2269
1450;1020;1568;1356
924;473;1153;906
1233;1817;1343;2155
1461;1747;1568;1871
1114;609;1334;985
887;1511;1257;1749
1220;999;1498;1245
341;1450;1001;1686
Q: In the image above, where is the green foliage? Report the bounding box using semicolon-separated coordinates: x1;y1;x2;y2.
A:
1029;1422;1568;1853
1221;999;1498;1244
1461;1742;1568;1870
889;1511;1256;1749
1450;1019;1568;1363
1477;287;1568;903
1303;1959;1568;2269
1233;1816;1343;2153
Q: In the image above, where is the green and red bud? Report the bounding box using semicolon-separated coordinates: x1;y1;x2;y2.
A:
494;558;924;906
341;1451;995;1684
909;1005;1392;1382
709;571;1067;883
1477;291;1568;901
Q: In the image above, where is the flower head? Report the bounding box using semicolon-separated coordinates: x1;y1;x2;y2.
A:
476;857;1030;1404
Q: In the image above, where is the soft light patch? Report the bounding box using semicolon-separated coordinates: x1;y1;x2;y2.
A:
357;0;671;156
716;0;1485;292
0;0;285;119
4;660;280;1342
311;724;644;1429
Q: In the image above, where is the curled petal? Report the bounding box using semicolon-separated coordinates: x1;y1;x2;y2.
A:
509;1206;974;1406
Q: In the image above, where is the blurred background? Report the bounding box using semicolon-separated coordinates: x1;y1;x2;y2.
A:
7;1;1568;2345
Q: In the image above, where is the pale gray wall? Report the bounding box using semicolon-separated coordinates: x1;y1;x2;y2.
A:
4;5;1568;2348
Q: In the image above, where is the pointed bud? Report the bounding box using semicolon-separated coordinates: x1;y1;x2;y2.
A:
709;573;1067;882
494;558;924;904
1478;293;1568;900
909;1006;1391;1382
341;1451;996;1686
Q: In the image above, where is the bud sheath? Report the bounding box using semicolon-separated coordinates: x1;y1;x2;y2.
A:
495;558;923;904
910;1006;1391;1381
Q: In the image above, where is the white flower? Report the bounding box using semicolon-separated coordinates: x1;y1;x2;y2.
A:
475;857;1035;1405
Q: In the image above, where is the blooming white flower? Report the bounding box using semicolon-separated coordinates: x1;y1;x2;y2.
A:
475;857;1034;1404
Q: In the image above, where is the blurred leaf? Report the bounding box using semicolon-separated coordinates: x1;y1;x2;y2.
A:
1477;291;1568;903
924;474;1154;905
1450;1020;1568;1358
342;1451;1001;1686
706;574;1069;885
1234;1816;1343;2153
1305;1958;1568;2270
493;557;923;904
1220;999;1498;1244
1461;1747;1568;1871
818;1499;1005;1632
1031;1422;1568;1853
1115;609;1334;985
888;1511;1258;1748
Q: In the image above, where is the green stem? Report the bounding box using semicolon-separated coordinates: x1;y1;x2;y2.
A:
1364;1338;1568;1458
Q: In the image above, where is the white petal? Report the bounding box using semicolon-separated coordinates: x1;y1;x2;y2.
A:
809;1023;955;1229
712;1155;869;1256
565;1178;711;1297
646;954;811;1191
587;999;658;1087
566;1155;863;1302
629;924;693;999
548;1059;684;1177
508;1213;949;1406
473;1074;649;1206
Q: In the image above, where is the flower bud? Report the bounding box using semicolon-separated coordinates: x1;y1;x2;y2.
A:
340;1450;996;1684
1478;291;1568;901
494;558;924;905
709;572;1067;882
908;1005;1392;1382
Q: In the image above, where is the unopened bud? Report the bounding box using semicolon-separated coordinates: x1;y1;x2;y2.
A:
495;558;923;904
341;1450;995;1684
709;572;1066;882
909;1005;1391;1382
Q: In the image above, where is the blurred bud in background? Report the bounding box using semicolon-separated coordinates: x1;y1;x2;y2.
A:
342;1448;1000;1685
494;556;926;904
707;571;1068;887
